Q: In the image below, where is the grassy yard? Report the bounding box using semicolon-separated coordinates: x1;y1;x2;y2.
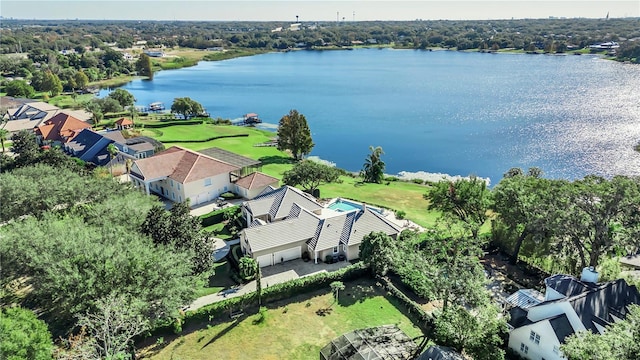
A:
194;261;236;298
145;123;441;227
141;279;422;360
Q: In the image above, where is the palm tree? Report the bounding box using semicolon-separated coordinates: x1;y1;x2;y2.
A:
0;128;8;153
107;143;118;176
361;146;385;183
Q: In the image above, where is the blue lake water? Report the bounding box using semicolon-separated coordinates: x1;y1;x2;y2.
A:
103;49;640;184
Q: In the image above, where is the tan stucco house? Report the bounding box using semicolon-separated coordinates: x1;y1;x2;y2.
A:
130;146;241;205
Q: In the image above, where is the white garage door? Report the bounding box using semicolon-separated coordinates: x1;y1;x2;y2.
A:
274;246;301;265
257;254;273;268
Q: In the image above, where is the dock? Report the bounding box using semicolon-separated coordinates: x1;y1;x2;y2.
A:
231;112;262;126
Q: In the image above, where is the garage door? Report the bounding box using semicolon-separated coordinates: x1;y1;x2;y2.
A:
257;254;273;268
274;246;301;265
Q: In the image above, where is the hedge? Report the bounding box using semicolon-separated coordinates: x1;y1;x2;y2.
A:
377;276;435;334
199;208;228;227
136;119;204;128
160;134;249;143
182;262;369;324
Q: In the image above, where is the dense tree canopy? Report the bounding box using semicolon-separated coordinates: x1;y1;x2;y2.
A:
0;307;54;360
140;202;214;275
170;97;204;119
4;79;35;98
107;88;136;109
135;53;154;79
276;109;314;161
282;159;341;195
424;176;492;239
1;215;197;332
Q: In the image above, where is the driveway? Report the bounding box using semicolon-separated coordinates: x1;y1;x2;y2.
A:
186;258;352;311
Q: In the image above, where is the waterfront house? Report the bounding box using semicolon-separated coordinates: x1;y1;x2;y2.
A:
240;185;401;267
130;146;241;205
506;268;640;360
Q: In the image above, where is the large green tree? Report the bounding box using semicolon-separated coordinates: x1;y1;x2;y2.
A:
360;145;385;184
424;176;492;239
4;79;35;98
0;215;197;332
0;307;53;360
135;53;154;79
492;170;561;263
282;159;341;195
0;164;122;221
359;231;398;276
171;97;204;119
107;88;136;109
140;202;214;275
276;109;314;161
556;175;640;268
433;303;506;360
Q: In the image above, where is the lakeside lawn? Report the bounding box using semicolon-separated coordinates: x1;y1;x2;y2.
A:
141;279;422;360
144;123;440;227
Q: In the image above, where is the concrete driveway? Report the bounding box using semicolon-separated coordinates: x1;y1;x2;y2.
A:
186;258;352;311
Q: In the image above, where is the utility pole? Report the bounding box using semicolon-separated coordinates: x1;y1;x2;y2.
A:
337;11;339;22
353;11;355;21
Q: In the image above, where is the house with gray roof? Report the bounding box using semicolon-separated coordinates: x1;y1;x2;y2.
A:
65;129;157;173
240;185;401;267
506;267;640;360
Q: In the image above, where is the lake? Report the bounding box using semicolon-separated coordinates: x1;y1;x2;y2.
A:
103;49;640;184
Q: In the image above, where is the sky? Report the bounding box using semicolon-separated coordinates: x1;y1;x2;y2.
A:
1;0;638;21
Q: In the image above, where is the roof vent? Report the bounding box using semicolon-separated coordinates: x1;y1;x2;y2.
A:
580;266;599;283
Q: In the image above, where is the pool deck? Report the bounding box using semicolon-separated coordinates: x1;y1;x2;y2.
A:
323;198;424;232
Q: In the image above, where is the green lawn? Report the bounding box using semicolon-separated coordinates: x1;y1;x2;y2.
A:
142;279;422;360
148;124;441;227
194;261;236;298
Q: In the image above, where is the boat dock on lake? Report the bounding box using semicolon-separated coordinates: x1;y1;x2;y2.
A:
231;113;262;126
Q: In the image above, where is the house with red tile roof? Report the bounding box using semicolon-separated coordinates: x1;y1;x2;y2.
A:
114;117;134;130
34;112;92;145
234;171;280;199
130;146;243;205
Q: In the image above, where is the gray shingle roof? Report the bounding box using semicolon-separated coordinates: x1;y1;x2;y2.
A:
349;208;402;246
545;274;594;298
246;185;323;220
549;314;575;344
244;208;320;253
569;279;640;333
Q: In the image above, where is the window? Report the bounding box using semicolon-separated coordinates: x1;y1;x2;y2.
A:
204;178;212;186
170;180;174;187
333;246;339;254
172;192;175;200
529;331;540;344
553;346;559;354
177;183;181;190
520;343;528;354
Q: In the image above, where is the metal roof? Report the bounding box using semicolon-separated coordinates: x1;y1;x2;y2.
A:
199;147;261;169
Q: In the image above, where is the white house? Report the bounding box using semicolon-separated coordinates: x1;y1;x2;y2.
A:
506;268;640;360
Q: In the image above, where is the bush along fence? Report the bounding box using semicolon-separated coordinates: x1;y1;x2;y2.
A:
377;276;435;335
148;263;370;335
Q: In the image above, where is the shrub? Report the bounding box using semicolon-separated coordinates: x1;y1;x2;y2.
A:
253;306;268;325
412;178;425;184
384;176;399;182
199;208;227;227
395;210;406;220
220;191;240;200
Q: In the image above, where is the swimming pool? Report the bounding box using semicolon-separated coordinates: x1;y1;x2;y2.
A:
328;199;383;214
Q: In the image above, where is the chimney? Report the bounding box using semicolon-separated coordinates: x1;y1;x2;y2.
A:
580;266;599;283
362;203;367;212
